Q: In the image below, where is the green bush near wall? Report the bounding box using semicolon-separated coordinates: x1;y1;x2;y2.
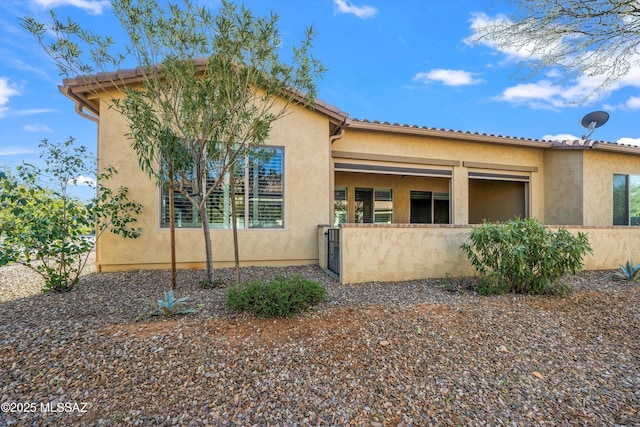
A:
461;218;593;295
226;275;327;318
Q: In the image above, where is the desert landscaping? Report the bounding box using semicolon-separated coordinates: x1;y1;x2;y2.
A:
1;256;639;426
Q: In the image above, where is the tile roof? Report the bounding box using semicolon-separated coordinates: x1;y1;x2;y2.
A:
347;118;640;154
62;63;349;122
61;65;639;155
350;118;547;143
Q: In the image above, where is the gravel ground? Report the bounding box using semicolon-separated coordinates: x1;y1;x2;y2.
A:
1;255;639;426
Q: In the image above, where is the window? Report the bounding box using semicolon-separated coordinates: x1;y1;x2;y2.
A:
355;187;392;224
468;177;528;224
410;191;431;223
613;174;640;225
433;192;450;224
374;189;393;223
334;186;348;227
207;159;245;229
161;147;284;229
410;191;450;224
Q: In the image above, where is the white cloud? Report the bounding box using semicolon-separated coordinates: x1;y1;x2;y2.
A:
542;133;580;141
494;80;566;110
333;0;377;19
0;77;21;119
467;12;640;109
24;123;53;132
599;94;640;111
494;69;640;109
0;146;38;156
617;137;640;147
626;96;640;109
413;69;484;87
11;109;58;117
70;175;96;186
465;12;557;62
32;0;111;15
545;69;563;79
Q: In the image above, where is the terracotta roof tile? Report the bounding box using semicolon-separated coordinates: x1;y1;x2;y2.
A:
63;64;349;122
61;67;639;155
347;118;640;154
350;118;549;144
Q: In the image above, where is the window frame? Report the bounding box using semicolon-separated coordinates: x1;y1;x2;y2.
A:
354;187;393;224
409;190;451;224
467;172;530;224
159;145;285;230
613;173;640;226
334;186;348;227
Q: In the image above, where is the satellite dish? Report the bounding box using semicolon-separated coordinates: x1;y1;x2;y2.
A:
580;110;609;140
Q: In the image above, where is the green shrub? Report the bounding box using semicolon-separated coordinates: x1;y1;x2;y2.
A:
226;274;327;318
473;274;510;296
461;218;593;295
0;138;141;293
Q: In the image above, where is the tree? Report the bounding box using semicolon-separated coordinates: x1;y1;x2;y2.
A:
469;0;640;93
0;138;141;292
21;0;325;284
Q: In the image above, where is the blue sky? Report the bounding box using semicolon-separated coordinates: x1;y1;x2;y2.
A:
1;0;639;197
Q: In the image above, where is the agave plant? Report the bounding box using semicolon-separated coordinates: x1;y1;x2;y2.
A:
157;289;196;315
135;289;197;321
612;260;640;282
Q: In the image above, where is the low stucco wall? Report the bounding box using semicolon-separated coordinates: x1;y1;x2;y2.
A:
574;227;640;269
338;224;640;284
339;224;475;284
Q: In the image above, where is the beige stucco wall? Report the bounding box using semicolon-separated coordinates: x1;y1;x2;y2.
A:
333;129;545;224
451;166;468;225
92;86;640;274
338;224;640;284
96;94;332;271
574;227;640;269
582;149;640;226
542;148;640;226
543;150;584;225
339;225;475;283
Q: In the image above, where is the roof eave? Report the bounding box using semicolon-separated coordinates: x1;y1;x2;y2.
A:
62;65;350;124
592;142;640;154
347;120;553;148
59;85;99;122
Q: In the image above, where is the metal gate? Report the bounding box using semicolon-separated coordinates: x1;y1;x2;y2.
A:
327;228;340;276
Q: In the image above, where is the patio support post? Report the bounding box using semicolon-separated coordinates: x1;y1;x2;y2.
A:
452;166;469;224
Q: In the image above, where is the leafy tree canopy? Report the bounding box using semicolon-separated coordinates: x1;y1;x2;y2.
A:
0;138;141;292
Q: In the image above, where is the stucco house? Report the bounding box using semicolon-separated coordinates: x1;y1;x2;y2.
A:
61;69;640;284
